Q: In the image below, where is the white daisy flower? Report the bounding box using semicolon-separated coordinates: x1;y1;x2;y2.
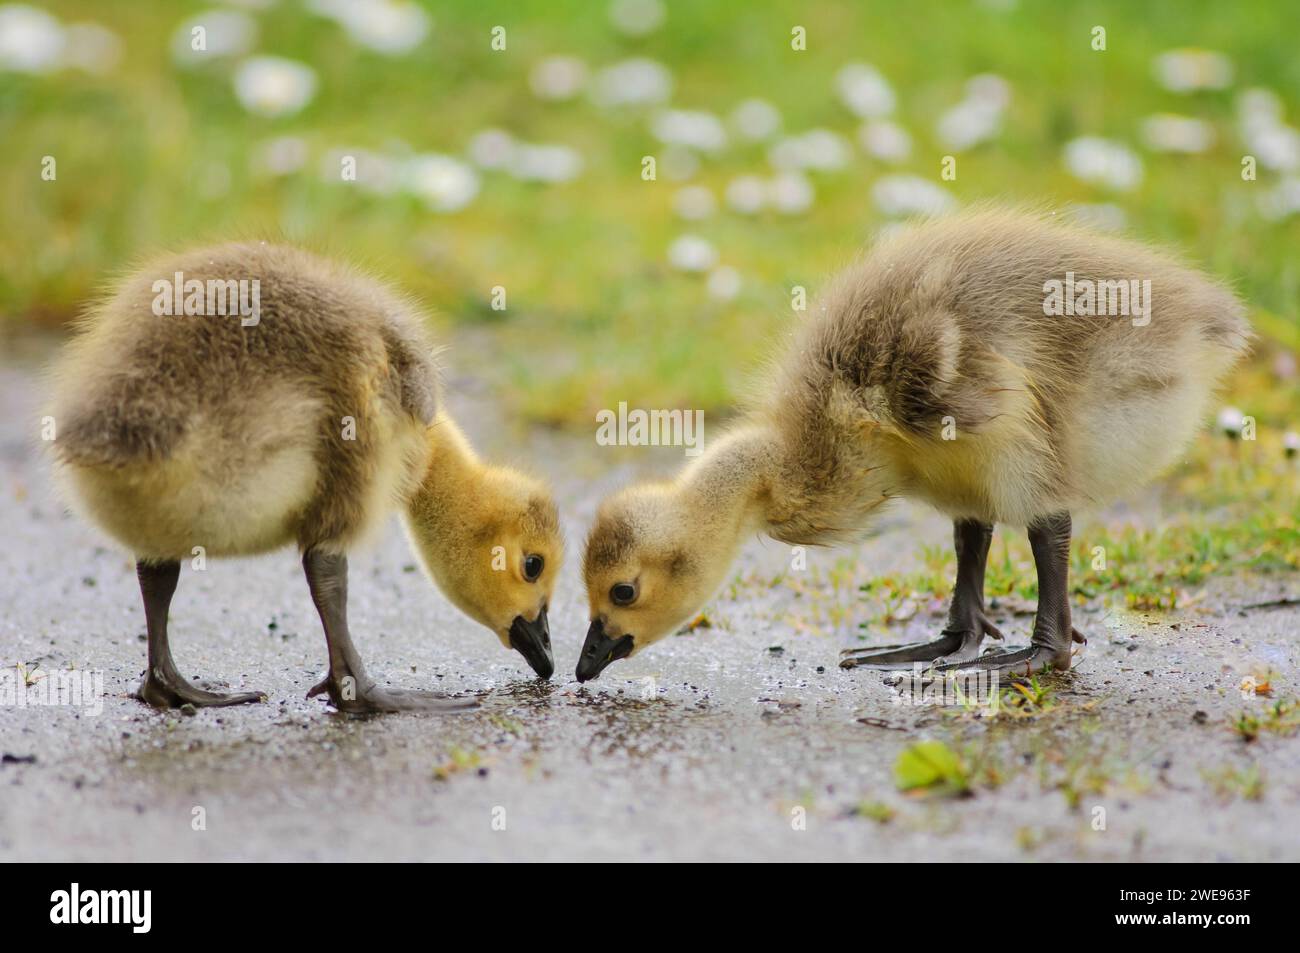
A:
172;10;257;66
609;0;665;36
1258;176;1300;221
769;172;815;214
730;98;782;142
651;109;727;153
667;235;718;272
322;148;400;194
1237;89;1299;172
1246;124;1300;172
936;99;1002;151
507;144;583;183
1063;137;1143;191
1153;48;1232;93
591;57;672;108
933;74;1011;151
1141;114;1215;154
725;175;767;215
0;4;64;74
467;128;516;169
769;129;851;171
706;266;742;301
254;135;309;177
233;57;317;117
965;73;1011;110
1216;406;1244;436
530;55;588;100
872;175;957;217
836;63;895;118
859;120;911;162
307;0;431;56
404;154;479;211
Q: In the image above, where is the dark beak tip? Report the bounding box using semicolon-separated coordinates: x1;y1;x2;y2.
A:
575;620;633;683
509;613;554;680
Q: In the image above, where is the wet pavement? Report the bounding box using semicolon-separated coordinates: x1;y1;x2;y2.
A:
2;338;1297;861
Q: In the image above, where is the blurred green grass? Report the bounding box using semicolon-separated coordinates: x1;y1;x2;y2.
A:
3;0;1299;430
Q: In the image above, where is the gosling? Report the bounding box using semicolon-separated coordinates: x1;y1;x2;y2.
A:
49;242;563;712
577;209;1250;683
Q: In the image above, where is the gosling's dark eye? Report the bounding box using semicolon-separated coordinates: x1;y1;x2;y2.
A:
523;554;544;582
610;582;637;606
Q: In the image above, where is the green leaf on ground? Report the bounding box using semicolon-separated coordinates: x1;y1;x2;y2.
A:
894;740;971;796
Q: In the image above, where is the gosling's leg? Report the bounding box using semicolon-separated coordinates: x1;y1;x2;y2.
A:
135;560;266;708
841;518;1006;670
302;549;477;714
887;511;1086;684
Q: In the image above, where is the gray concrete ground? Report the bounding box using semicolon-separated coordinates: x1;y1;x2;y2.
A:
1;336;1297;861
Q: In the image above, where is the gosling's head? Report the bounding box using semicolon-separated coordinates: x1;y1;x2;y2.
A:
407;463;563;679
577;482;732;682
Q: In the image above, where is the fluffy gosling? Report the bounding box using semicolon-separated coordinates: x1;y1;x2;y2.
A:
577;209;1250;683
49;242;562;712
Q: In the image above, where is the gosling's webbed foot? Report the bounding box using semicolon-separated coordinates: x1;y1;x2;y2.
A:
840;615;1004;671
307;673;478;714
341;686;479;714
134;559;266;709
302;550;479;714
137;668;265;709
876;512;1086;688
845;517;1004;671
882;627;1079;688
857;613;1081;670
935;642;1072;679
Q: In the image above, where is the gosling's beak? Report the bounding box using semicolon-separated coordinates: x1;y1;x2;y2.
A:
509;608;554;680
575;619;634;682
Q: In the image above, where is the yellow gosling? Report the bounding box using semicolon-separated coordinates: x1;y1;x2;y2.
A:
49;242;562;712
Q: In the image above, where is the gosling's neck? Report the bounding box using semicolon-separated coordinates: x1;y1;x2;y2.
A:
406;413;481;542
683;416;895;548
674;423;781;547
